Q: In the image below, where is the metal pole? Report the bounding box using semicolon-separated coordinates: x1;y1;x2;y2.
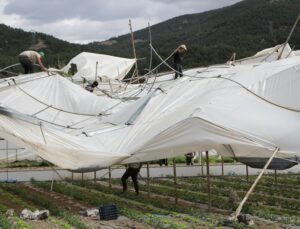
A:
108;167;112;190
95;61;98;81
206;151;211;211
278;14;300;60
233;148;279;220
148;22;153;73
173;158;178;204
6;141;8;181
129;19;139;77
246;165;249;182
146;162;150;197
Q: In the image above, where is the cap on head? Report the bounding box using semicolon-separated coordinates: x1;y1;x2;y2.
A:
179;44;187;51
92;81;99;87
39;51;45;57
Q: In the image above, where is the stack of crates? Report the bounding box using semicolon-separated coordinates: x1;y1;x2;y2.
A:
99;204;118;220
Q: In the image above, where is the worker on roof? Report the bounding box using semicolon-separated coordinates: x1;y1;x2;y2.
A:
121;163;142;195
18;50;48;74
85;81;98;93
173;44;187;79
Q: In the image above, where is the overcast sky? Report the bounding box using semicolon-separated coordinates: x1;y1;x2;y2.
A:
0;0;242;44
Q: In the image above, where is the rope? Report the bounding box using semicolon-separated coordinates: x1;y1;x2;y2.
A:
150;44;300;113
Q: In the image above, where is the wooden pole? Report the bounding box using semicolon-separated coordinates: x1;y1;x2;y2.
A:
201;152;204;177
274;169;278;186
246;165;249;182
173;158;178;204
147;162;150;197
278;14;300;60
221;156;224;177
129;19;139;77
206;151;211;211
94;171;97;184
108;167;112;190
233;148;279;220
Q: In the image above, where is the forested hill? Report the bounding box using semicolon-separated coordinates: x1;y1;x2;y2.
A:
1;0;300;74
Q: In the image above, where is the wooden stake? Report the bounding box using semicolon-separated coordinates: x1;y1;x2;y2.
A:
147;162;150;197
274;169;278;186
173;158;178;204
246;165;249;182
234;148;279;220
221;156;224;177
108;167;112;190
129;19;139;77
94;171;97;184
206;151;211;211
201;152;204;177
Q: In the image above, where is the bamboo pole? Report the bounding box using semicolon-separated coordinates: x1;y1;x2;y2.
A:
147;162;150;197
278;14;300;60
173;158;178;204
108;167;112;190
129;19;139;77
206;151;211;211
233;148;280;220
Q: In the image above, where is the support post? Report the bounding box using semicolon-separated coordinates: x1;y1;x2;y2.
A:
6;141;8;181
173;158;178;204
81;172;84;182
108;167;112;190
274;169;278;186
246;165;249;182
129;19;139;77
221;156;224;177
95;61;98;81
233;148;279;220
206;151;211;211
201;152;204;177
94;171;97;184
147;162;150;197
71;172;74;182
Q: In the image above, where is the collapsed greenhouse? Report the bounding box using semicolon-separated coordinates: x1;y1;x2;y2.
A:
0;43;299;228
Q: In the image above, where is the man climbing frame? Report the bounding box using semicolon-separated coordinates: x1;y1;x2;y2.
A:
18;50;48;74
173;44;187;79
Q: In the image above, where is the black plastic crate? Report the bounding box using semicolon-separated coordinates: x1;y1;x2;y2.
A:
99;204;118;220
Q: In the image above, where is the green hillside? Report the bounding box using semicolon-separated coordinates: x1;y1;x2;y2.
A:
0;0;300;75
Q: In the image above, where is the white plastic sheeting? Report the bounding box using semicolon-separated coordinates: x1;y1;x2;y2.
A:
63;52;136;82
0;53;300;171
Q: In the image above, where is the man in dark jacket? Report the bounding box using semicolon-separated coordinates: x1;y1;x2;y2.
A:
173;44;187;79
121;163;142;195
85;81;98;93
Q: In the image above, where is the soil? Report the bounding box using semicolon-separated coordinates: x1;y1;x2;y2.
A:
17;183;153;229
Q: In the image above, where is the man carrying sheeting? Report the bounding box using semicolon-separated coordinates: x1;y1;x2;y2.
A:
18;50;48;74
121;163;142;195
173;44;187;79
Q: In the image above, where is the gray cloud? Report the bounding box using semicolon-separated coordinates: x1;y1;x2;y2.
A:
1;0;242;43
